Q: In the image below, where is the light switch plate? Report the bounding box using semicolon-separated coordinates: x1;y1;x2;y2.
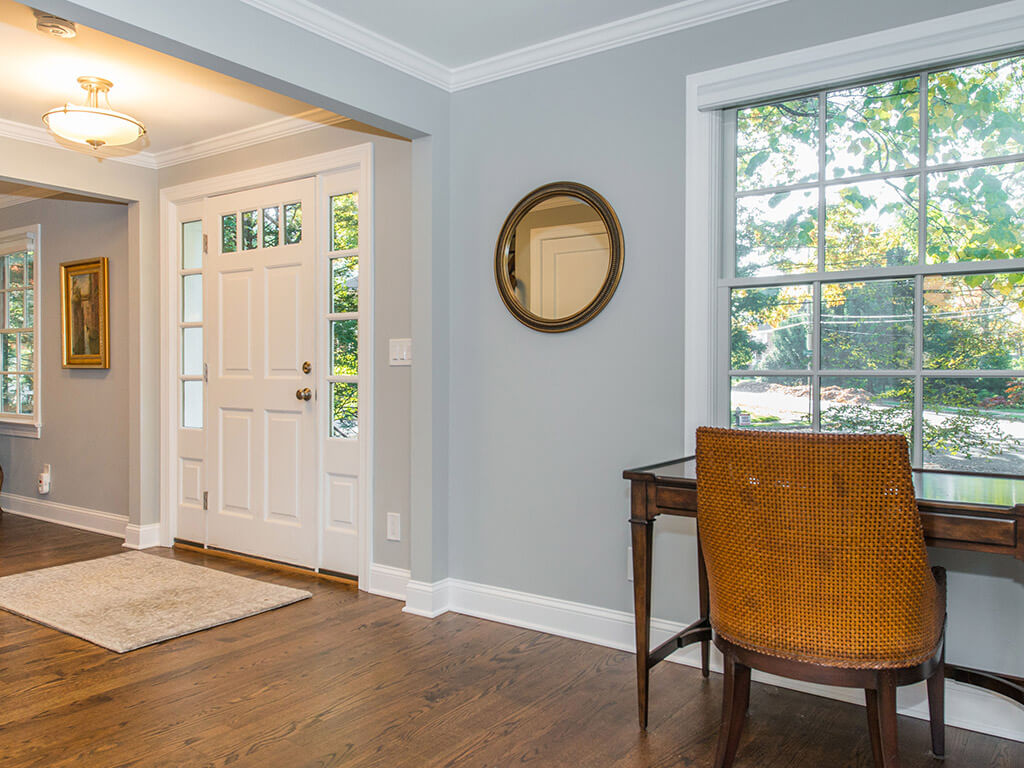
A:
389;338;412;366
386;512;401;541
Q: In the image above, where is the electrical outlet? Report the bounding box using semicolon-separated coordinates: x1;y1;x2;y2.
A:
386;513;401;541
627;546;633;582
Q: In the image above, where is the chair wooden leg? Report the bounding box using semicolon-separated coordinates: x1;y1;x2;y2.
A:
927;656;946;757
876;672;901;768
714;651;751;768
865;689;885;768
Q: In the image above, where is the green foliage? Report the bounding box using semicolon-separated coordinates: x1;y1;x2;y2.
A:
331;193;359;251
331;383;358;438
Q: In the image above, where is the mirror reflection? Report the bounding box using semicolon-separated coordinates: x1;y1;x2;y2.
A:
504;195;611;320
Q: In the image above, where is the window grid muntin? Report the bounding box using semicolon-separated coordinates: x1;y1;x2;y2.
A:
726;56;1024;468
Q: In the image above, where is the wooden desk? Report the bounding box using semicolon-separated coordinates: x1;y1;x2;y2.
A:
624;456;1024;729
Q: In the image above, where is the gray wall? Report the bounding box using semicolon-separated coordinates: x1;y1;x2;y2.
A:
0;197;130;518
159;123;413;570
447;0;1022;677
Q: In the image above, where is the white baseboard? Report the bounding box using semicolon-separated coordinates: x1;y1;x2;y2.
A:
1;492;127;539
123;523;162;550
429;578;1024;743
403;578;452;618
366;563;411;601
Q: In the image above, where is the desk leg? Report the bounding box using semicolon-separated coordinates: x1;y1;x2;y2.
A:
697;534;710;678
630;515;654;730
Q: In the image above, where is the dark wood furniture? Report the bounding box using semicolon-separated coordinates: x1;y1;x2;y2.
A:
624;454;1024;731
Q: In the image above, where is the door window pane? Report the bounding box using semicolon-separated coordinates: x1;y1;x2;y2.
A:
736;97;819;191
263;206;279;248
826;77;919;178
330;382;358;438
824;177;917;270
819;376;914;444
182;220;203;268
182;274;202;323
182;328;203;377
221;214;237;253
736;189;818;277
332;320;358;376
924;272;1024;369
821;279;914;369
242;210;259;250
183;380;203;429
330;193;358;251
331;256;359;313
730;285;812;370
284;202;302;244
730;376;811;430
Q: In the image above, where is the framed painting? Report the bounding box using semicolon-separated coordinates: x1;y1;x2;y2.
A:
60;257;109;368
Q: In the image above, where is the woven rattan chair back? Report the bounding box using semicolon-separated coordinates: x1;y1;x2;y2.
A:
695;428;943;669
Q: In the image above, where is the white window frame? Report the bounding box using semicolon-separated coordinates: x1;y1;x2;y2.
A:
0;223;41;438
683;0;1024;454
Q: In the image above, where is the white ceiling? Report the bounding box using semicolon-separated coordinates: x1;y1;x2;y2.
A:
311;0;677;68
0;0;340;162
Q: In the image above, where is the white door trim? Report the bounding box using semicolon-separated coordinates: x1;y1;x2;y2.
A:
159;143;375;587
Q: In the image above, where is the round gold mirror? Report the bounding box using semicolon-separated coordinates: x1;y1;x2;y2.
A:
495;182;624;333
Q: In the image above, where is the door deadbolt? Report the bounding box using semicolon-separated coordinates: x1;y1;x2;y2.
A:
302;361;312;374
296;387;312;401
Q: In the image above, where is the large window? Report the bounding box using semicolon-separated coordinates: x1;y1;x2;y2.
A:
725;54;1024;473
0;225;38;436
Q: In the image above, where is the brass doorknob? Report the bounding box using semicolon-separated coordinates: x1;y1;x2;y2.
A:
296;387;312;401
302;361;312;374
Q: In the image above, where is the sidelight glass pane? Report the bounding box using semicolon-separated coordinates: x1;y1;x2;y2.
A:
820;279;914;369
735;188;818;277
825;177;918;270
331;256;359;313
924;272;1024;369
922;377;1024;473
19;332;32;372
182;380;203;429
263;206;279;248
330;382;358;438
221;214;237;253
929;56;1024;165
182;274;202;323
332;320;358;376
730;285;812;370
182;327;203;377
18;374;32;415
242;210;258;250
1;374;15;413
729;376;811;430
284;202;302;244
926;162;1024;264
736;97;819;191
819;376;914;444
182;220;203;269
826;77;920;178
1;333;15;372
330;193;359;251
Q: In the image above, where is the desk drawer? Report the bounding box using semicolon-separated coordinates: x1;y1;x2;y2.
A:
922;512;1017;547
656;486;698;513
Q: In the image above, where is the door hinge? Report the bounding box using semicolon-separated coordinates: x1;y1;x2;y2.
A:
202;491;208;511
203;362;208;382
202;233;208;255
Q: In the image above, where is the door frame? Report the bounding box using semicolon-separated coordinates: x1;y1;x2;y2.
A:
158;144;374;586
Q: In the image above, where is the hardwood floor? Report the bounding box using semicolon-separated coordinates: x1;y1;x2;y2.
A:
0;513;1021;768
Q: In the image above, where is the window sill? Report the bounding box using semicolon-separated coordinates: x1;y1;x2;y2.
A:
0;420;41;439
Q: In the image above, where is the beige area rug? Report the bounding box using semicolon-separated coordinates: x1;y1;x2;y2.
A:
0;551;311;653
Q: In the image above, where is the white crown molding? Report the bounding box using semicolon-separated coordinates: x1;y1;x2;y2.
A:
239;0;789;93
449;0;789;91
240;0;451;90
0;109;352;172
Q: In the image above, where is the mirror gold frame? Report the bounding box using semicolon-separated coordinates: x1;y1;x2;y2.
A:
494;182;624;333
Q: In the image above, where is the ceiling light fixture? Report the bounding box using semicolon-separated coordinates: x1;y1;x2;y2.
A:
33;10;77;39
42;77;146;149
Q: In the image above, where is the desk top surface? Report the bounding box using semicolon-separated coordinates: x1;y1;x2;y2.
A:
624;456;1024;510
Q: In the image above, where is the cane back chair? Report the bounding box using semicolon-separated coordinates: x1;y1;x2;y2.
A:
695;428;946;768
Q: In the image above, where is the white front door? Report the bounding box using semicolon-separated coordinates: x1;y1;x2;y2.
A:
204;178;319;567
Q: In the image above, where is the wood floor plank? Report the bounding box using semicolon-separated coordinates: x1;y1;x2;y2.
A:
1;513;1022;767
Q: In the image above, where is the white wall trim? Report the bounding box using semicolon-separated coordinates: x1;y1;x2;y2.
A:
1;492;126;539
239;0;788;93
427;578;1024;742
0;109;351;172
403;578;452;618
366;563;411;601
123;523;162;549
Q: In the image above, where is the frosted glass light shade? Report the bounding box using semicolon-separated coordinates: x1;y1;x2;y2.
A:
43;104;145;148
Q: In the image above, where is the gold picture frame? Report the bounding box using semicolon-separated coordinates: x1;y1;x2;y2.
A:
60;257;110;368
